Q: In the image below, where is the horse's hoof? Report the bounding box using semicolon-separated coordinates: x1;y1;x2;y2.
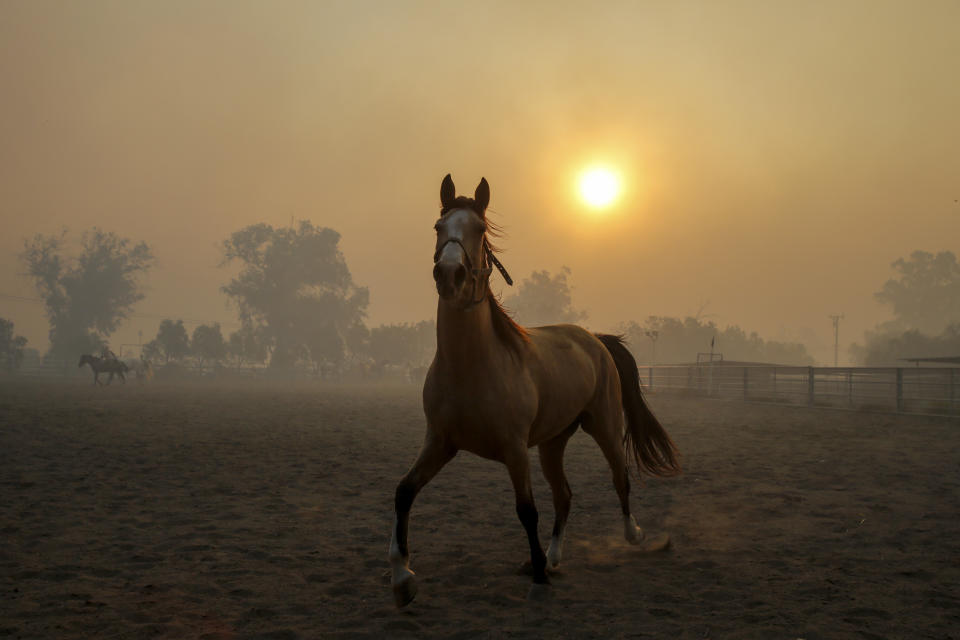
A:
526;582;552;602
640;532;671;552
392;571;418;608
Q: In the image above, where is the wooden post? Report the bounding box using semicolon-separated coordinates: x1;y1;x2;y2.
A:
772;368;777;401
807;367;815;406
743;367;749;400
896;368;904;412
848;370;853;406
951;368;956;416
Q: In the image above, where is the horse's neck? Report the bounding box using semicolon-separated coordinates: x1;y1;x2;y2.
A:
435;298;502;371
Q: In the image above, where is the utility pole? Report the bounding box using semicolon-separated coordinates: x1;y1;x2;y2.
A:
828;314;844;367
644;330;659;364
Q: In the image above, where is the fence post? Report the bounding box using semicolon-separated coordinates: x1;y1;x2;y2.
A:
649;367;654;392
807;367;815;406
951;368;956;416
743;367;749;400
772;368;777;401
848;370;853;406
896;368;904;412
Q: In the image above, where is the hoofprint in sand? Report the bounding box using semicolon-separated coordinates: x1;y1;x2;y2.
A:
1;379;958;638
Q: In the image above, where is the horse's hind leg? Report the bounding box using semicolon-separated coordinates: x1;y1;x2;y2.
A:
390;434;456;608
582;411;645;545
538;422;578;569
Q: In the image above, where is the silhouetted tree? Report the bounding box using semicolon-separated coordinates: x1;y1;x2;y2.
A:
875;250;960;334
192;323;227;369
20;228;153;360
145;319;191;364
366;321;435;367
850;324;960;365
503;267;586;327
221;221;368;370
0;318;28;370
620;316;814;365
227;324;268;367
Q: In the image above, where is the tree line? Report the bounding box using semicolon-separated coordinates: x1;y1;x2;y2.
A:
850;250;960;365
13;223;438;376
9;223;958;371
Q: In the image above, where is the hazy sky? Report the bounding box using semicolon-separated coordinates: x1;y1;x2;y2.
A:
2;0;958;364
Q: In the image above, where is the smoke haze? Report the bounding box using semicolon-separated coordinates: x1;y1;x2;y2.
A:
2;0;959;363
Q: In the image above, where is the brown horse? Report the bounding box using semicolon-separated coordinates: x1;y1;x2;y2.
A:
389;174;681;606
78;354;128;385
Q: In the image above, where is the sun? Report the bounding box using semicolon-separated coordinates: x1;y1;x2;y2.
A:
578;167;621;209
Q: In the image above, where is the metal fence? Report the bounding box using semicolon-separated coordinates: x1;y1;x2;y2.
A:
3;359;420;384
7;359;959;417
640;364;960;417
4;359;83;378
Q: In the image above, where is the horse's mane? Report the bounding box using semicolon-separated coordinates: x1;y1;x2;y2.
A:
488;290;529;353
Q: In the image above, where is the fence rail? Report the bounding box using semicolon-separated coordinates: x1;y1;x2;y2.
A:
6;359;960;417
641;364;959;417
2;359;420;384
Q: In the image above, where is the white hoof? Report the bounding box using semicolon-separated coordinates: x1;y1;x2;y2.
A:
546;533;564;569
624;515;645;545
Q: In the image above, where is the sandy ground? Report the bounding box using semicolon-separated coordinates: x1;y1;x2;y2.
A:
0;378;958;639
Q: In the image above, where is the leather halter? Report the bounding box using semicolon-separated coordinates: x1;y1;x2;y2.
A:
433;237;513;308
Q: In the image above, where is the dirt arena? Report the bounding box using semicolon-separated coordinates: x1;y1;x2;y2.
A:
1;379;957;639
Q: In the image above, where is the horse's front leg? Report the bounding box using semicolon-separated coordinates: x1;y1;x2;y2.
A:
505;447;549;592
390;434;456;608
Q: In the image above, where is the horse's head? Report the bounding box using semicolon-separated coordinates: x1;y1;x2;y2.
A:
432;174;493;307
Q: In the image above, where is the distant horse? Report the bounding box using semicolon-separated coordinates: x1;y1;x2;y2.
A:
78;354;128;385
388;175;681;607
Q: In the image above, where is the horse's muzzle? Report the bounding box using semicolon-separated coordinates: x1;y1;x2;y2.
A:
433;261;467;299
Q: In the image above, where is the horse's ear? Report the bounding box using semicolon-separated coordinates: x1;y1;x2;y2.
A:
474;178;490;214
440;174;456;211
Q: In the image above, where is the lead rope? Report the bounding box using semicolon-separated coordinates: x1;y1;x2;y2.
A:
484;244;513;286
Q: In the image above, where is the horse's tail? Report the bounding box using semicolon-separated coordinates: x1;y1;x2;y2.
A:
596;334;681;477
